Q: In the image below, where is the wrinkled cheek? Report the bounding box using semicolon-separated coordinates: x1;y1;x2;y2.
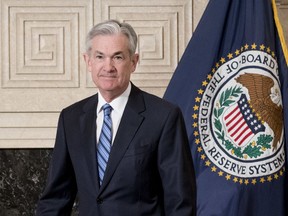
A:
91;74;99;87
90;72;104;86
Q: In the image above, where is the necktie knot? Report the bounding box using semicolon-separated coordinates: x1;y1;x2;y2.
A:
102;103;112;116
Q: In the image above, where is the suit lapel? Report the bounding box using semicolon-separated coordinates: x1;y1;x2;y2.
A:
79;95;100;192
99;85;145;193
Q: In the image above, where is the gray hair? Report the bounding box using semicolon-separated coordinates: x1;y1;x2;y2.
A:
85;20;138;56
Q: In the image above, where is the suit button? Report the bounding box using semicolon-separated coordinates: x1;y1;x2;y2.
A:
97;198;103;204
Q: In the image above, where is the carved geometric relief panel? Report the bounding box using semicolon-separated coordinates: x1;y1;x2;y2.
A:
0;0;196;148
90;0;193;90
0;0;93;148
1;0;92;88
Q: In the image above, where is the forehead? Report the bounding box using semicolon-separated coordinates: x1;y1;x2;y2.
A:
91;34;129;52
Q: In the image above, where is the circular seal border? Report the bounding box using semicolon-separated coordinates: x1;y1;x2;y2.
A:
192;43;286;185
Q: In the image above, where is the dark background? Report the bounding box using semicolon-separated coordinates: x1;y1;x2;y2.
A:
0;149;79;216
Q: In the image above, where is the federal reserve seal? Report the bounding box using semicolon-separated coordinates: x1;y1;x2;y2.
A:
194;44;285;184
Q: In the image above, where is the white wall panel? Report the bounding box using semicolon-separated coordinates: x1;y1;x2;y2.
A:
0;0;94;147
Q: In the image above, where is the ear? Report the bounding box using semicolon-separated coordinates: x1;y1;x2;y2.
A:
83;53;92;72
131;53;139;73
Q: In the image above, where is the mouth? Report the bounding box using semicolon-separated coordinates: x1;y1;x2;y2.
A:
98;75;118;81
99;73;117;78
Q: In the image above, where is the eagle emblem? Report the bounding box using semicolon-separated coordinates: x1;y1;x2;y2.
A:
196;47;285;182
235;73;283;150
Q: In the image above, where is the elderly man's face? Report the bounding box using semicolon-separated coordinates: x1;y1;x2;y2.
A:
84;34;139;102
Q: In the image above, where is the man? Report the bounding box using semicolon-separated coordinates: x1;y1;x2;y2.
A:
36;19;196;215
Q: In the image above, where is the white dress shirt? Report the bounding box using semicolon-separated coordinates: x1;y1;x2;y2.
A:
96;83;131;145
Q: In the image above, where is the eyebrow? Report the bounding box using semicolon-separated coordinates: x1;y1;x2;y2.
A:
93;50;124;56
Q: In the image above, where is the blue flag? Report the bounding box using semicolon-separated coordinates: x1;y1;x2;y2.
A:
164;0;288;215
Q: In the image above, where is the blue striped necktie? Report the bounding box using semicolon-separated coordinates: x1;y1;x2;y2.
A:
97;103;113;185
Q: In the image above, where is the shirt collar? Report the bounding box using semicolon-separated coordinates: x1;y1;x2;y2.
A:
97;82;131;114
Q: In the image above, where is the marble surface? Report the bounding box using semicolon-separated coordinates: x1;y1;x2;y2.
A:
0;149;78;215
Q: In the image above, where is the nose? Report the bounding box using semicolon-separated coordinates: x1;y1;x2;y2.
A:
103;58;115;71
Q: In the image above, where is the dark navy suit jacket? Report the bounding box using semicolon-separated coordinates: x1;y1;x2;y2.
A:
36;83;196;215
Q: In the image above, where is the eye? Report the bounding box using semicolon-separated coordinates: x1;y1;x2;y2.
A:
95;55;104;60
114;55;124;61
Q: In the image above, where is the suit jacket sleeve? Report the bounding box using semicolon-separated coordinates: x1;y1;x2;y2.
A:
158;106;197;216
36;111;77;215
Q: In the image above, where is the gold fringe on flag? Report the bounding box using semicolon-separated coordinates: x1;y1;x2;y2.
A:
272;0;288;66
